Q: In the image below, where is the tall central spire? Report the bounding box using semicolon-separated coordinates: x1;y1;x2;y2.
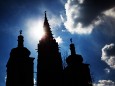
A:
43;11;53;39
37;12;63;86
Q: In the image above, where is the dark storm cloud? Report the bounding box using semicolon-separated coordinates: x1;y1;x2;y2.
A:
103;44;115;57
78;0;115;26
64;0;115;34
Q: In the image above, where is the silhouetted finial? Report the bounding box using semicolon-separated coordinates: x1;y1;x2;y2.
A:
45;11;46;14
18;30;24;47
70;38;76;55
20;30;22;35
45;11;47;18
70;38;72;43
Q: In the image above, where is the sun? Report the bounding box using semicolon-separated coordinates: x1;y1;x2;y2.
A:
26;18;45;42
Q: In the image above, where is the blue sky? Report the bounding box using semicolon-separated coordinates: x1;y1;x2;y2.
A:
0;0;115;86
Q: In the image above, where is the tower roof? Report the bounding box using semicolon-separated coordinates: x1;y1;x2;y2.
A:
16;30;30;56
66;39;83;65
70;38;76;55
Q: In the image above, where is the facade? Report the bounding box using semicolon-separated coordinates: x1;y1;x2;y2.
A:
37;12;63;86
6;12;93;86
63;39;92;86
6;31;34;86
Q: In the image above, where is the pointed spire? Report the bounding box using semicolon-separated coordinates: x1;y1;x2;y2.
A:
44;11;48;25
43;11;53;39
45;11;47;21
70;38;76;55
18;30;24;47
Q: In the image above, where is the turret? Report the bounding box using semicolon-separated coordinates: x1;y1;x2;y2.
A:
66;39;83;65
6;30;34;86
70;38;76;55
18;30;24;47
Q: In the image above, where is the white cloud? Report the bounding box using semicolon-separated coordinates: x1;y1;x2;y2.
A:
78;0;84;4
64;0;101;34
104;68;111;74
55;36;63;44
103;7;115;18
94;80;115;86
60;14;65;22
5;76;7;82
101;43;115;69
62;29;67;32
34;78;36;86
49;14;62;29
64;0;115;35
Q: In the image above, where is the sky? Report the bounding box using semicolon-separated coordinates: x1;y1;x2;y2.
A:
0;0;115;86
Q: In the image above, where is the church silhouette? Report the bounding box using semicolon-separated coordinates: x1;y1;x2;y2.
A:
6;12;92;86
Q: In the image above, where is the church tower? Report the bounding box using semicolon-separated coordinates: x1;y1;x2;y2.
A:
6;31;34;86
37;12;63;86
63;39;92;86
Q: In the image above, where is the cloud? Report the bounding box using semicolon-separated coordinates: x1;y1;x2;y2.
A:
104;68;111;74
103;7;115;18
101;43;115;69
55;36;63;44
94;80;115;86
49;14;62;29
64;0;93;34
96;14;115;37
60;14;65;22
5;76;7;82
34;78;36;86
64;0;115;34
78;0;84;4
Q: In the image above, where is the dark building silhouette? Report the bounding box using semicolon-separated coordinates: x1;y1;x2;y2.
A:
63;39;92;86
6;12;93;86
6;31;34;86
37;12;63;86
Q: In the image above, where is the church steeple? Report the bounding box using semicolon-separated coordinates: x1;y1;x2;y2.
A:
43;11;53;39
37;12;63;86
70;38;76;55
6;30;34;86
18;30;24;47
66;39;83;65
64;39;92;86
44;11;48;23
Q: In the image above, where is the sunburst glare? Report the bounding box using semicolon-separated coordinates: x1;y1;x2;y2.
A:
26;18;45;43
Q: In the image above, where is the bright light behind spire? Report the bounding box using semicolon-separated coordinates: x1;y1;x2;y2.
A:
26;18;45;43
